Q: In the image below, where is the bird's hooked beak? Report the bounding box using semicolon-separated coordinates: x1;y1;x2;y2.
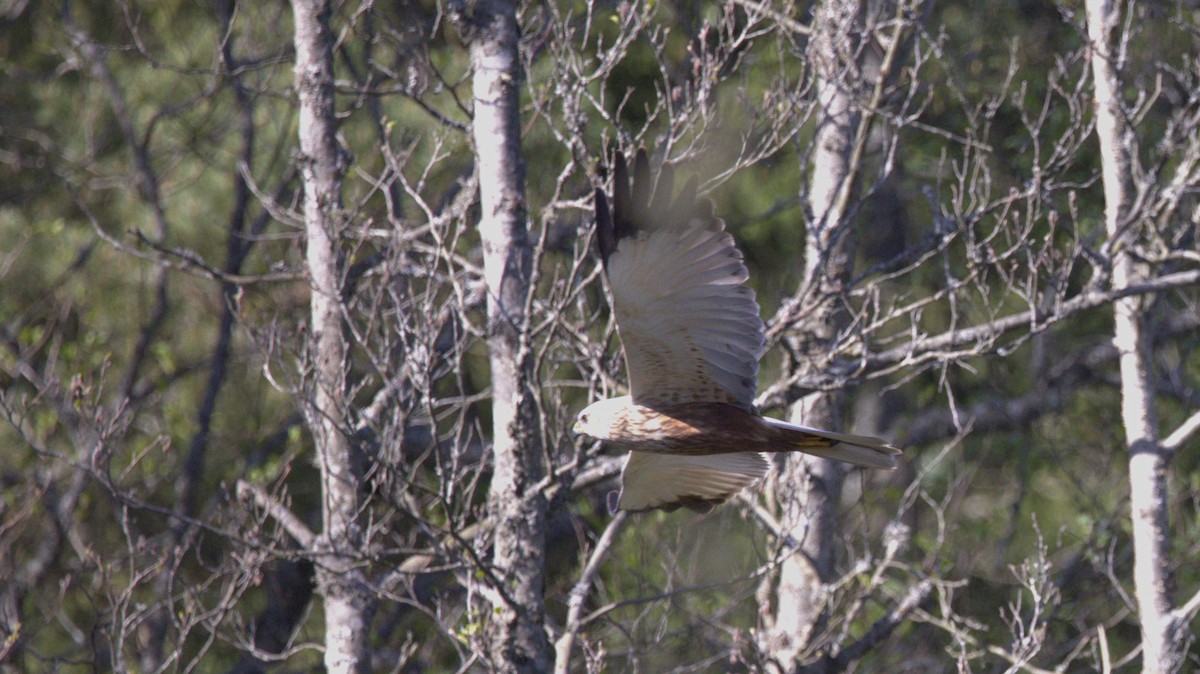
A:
571;420;582;437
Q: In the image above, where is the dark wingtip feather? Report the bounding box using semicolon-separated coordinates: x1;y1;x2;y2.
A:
595;187;615;263
612;152;633;243
596;148;717;264
633;149;651;198
648;163;674;225
631;149;652;226
618;494;721;514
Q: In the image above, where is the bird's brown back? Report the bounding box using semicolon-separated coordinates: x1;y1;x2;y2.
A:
604;401;834;456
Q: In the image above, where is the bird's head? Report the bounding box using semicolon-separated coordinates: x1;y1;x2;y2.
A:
572;396;632;441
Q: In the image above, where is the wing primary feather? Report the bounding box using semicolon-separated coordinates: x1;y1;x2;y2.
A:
598;147;765;410
616;451;769;512
649;162;674;222
613;152;633;243
595;187;616;263
632;149;653;228
674;174;699;224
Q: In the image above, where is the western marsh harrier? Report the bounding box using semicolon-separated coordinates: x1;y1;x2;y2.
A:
574;150;900;513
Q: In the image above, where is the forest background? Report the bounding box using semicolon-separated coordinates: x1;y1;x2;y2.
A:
2;0;1200;672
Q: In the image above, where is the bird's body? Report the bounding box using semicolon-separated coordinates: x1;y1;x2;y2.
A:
579;396;772;454
577;149;900;512
578;395;898;468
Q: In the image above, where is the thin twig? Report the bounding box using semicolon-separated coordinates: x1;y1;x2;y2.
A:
1162;409;1200;453
236;480;316;549
554;512;628;674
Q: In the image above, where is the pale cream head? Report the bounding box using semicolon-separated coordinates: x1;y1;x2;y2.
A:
573;396;633;440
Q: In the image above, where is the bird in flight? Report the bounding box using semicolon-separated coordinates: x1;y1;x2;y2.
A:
574;149;900;513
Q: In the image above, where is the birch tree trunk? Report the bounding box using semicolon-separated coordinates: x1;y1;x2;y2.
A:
1086;2;1186;671
765;1;864;670
464;1;552;671
291;1;376;671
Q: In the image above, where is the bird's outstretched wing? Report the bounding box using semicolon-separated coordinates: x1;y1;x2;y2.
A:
614;451;769;513
595;149;765;410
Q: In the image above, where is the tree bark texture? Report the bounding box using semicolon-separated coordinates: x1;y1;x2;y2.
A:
1085;1;1185;671
465;1;552;671
766;1;864;670
291;1;376;672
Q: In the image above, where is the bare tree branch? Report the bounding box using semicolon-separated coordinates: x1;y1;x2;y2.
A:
553;512;628;674
1161;409;1200;454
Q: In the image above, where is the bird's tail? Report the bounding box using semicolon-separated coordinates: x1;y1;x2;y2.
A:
761;416;901;470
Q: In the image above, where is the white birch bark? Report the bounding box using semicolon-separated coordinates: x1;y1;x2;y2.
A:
465;1;551;671
1086;1;1185;671
291;1;376;671
766;1;863;670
